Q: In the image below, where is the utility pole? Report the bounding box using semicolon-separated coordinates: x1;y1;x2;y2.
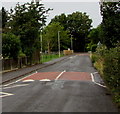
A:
58;31;61;57
71;35;73;50
41;33;42;54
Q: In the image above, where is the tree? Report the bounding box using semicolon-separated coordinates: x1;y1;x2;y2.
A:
50;12;92;52
42;22;70;53
0;7;9;33
2;33;21;59
50;13;68;30
87;24;104;51
100;2;120;49
8;1;51;57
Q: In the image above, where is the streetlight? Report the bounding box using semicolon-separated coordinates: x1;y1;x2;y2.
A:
40;31;43;54
71;34;73;50
58;31;61;57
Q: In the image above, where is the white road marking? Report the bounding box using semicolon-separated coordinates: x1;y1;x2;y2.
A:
3;71;37;87
55;70;66;81
92;72;98;74
2;84;29;90
0;92;14;98
69;55;77;59
40;79;51;81
91;73;106;88
22;79;34;82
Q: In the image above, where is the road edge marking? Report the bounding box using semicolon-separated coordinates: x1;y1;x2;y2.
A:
55;70;66;81
2;84;29;90
3;71;38;87
0;92;14;98
91;73;106;88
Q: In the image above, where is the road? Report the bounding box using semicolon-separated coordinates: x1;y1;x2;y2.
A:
1;54;118;112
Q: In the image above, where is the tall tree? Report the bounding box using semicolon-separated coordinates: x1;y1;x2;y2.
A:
100;2;120;48
50;12;92;52
2;33;21;59
0;7;8;33
8;1;51;57
42;22;70;53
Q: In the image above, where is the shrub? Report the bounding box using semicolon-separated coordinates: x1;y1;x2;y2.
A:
103;47;120;90
103;46;120;106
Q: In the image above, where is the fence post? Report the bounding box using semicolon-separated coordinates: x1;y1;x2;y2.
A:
10;59;12;70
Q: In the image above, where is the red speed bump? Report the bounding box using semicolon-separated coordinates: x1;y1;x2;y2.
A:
58;72;91;81
22;72;61;81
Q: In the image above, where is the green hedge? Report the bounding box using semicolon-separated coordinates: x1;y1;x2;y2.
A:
103;47;120;106
91;46;120;107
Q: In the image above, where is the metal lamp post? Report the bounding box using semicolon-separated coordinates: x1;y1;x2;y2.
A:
58;31;61;57
71;35;73;50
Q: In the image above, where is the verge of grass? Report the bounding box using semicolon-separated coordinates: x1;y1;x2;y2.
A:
40;54;64;63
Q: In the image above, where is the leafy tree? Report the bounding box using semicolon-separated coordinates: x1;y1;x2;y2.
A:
2;7;8;29
0;9;2;29
100;2;120;49
8;1;51;57
42;22;70;53
0;7;9;33
87;24;104;51
50;12;92;52
2;33;21;59
50;13;68;30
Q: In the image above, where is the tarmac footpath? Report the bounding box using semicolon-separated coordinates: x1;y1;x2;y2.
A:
1;56;69;84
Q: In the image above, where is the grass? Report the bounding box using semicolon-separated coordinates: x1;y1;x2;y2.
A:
40;54;64;63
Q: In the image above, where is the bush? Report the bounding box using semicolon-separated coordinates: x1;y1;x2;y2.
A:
103;46;120;107
103;47;120;91
91;53;100;63
91;46;120;107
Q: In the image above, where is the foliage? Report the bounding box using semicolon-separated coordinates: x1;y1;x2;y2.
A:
50;12;92;52
2;33;21;59
8;2;51;57
87;24;104;52
103;46;120;107
42;22;70;53
1;7;8;29
103;47;120;90
100;2;120;49
0;9;2;28
41;53;64;63
0;7;9;33
91;45;120;107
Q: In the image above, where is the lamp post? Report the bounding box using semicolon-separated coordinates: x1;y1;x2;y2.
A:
58;31;61;57
71;35;73;50
40;32;42;54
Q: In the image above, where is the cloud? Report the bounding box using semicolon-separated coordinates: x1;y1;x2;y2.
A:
1;0;100;3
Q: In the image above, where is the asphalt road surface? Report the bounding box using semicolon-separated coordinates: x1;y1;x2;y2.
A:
1;54;118;112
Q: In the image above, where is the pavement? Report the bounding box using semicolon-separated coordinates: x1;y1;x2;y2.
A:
1;53;119;112
1;55;69;84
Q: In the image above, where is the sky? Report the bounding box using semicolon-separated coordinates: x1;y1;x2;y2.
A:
1;0;103;28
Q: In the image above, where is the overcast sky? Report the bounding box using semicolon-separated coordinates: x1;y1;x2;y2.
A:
2;0;102;28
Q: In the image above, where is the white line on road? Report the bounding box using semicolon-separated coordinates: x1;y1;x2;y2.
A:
91;73;106;88
92;72;98;74
2;84;29;90
0;92;14;98
3;71;38;87
40;79;51;81
69;55;77;59
55;70;66;81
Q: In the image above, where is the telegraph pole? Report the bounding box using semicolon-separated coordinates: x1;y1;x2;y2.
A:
58;31;61;57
